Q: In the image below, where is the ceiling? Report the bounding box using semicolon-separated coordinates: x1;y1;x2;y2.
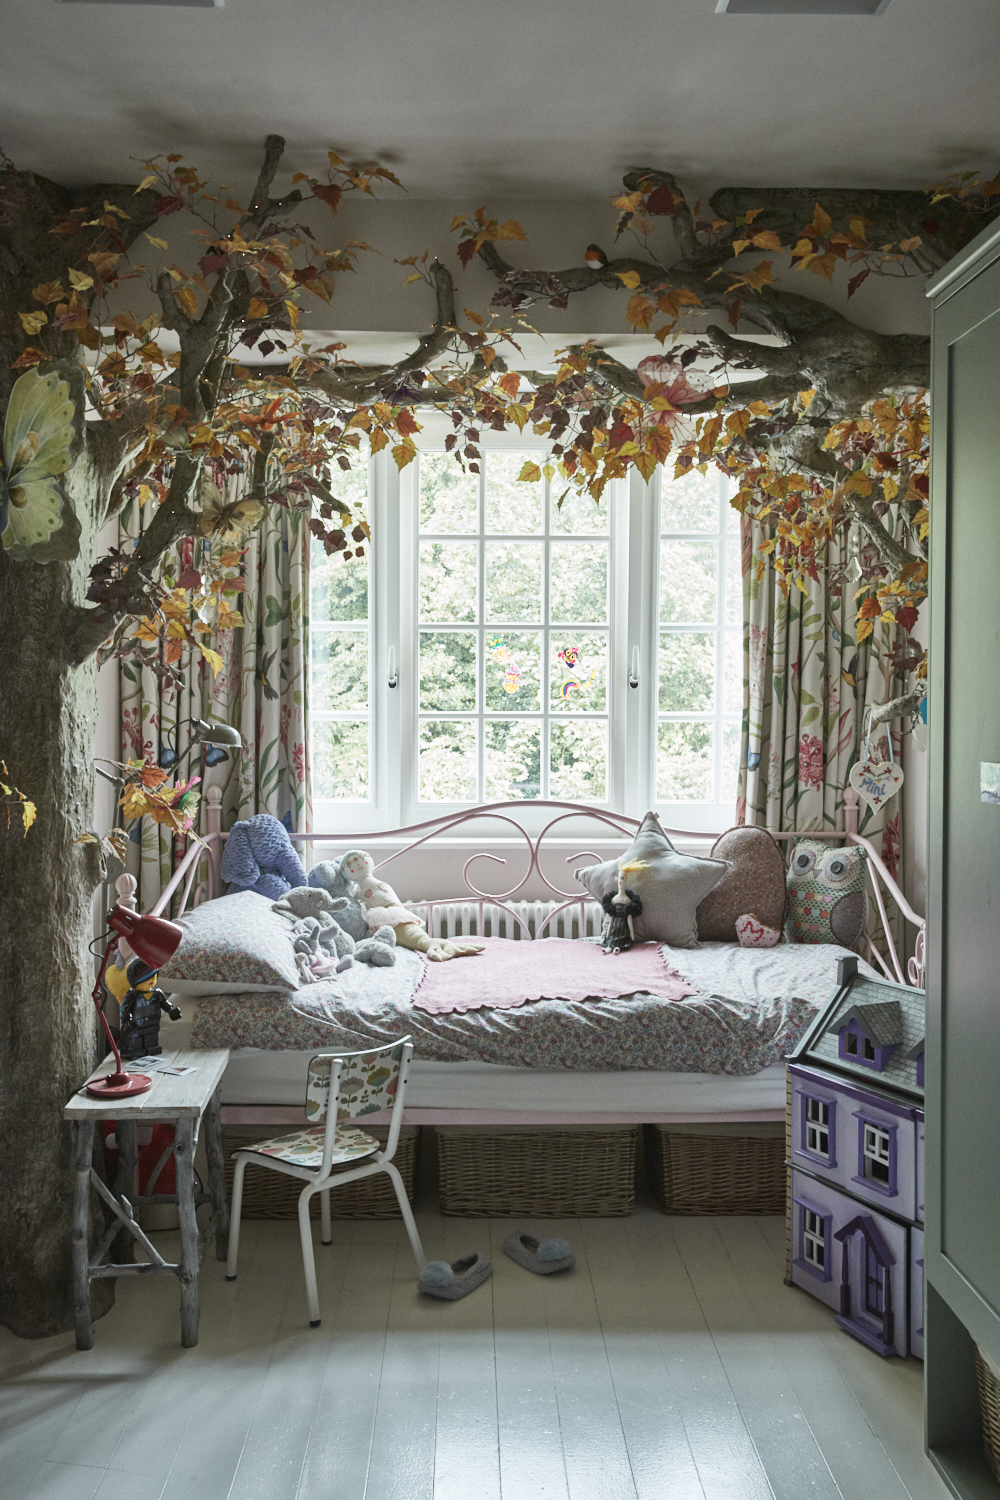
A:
3;0;998;200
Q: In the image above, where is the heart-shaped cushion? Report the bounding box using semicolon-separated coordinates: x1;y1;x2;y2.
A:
735;913;782;948
849;758;904;812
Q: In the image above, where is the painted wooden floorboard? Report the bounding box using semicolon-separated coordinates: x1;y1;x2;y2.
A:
0;1210;937;1500
624;1215;776;1500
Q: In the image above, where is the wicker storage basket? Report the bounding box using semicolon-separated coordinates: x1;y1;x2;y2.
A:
223;1125;418;1220
975;1345;1000;1485
645;1122;786;1215
435;1125;637;1218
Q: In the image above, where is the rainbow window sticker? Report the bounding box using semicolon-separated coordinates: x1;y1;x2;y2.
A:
556;642;596;701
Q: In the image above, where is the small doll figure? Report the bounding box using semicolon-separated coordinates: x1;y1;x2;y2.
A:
118;958;182;1059
601;860;645;955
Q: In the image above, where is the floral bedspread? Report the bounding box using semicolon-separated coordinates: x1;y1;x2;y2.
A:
188;939;876;1075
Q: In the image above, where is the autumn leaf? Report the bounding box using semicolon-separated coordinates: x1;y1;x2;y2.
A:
804;203;832;237
145;233;169;250
313;183;343;214
508;403;529;432
645;182;680;216
395;408;422;437
495;220;527;242
369;428;389;454
392;442;417;470
617;270;642;289
625;293;654;331
246;297;268;319
174;286;198;319
67;268;94;292
497;371;521;398
644;424;672;464
518;461;542;483
152;194;184;218
18;310;47;336
199;644;224;675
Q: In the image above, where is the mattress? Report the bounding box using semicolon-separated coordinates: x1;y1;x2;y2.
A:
160;1008;787;1120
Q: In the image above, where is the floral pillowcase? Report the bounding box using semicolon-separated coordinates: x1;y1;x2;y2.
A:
158;889;301;995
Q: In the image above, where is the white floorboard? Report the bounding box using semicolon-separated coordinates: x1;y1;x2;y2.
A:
0;1201;949;1500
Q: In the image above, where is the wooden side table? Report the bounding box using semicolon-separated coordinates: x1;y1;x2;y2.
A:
64;1047;230;1349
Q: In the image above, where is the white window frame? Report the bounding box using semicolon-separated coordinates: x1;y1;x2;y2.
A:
309;426;742;833
802;1207;826;1272
863;1122;892;1182
805;1096;830;1158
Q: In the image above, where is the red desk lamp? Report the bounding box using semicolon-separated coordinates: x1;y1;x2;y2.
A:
88;906;184;1099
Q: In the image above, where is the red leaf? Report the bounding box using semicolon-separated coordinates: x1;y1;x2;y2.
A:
177;567;203;591
608;419;635;449
293;264;319;284
456;238;478;268
312;183;342;214
199;252;232;276
646;183;679;216
728;298;742;332
152;195;184;218
847;267;871;299
895;606;919;633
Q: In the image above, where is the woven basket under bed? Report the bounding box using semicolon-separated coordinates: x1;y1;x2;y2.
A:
975;1346;1000;1485
645;1122;786;1215
223;1125;418;1220
435;1125;637;1218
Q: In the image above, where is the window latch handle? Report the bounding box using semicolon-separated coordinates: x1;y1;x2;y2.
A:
387;645;398;690
629;645;640;690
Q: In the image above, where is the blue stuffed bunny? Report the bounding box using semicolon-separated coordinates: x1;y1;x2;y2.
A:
221;813;307;900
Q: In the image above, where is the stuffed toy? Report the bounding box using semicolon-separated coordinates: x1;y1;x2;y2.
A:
785;840;868;946
271;885;397;971
600;862;644;955
221;813;307;900
339;849;484;962
307;860;371;942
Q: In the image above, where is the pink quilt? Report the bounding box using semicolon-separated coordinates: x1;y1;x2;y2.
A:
412;936;700;1015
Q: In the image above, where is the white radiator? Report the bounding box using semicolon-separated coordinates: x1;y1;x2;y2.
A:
402;898;605;941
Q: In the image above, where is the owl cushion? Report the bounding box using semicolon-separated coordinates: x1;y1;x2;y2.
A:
696;826;786;942
575;811;728;949
785;840;868;946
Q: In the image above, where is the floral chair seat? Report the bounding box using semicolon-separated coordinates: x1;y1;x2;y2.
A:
240;1124;379;1171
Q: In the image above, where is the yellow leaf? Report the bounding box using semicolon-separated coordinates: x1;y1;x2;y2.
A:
403;273;422;284
634;451;657;483
18;310;47;335
173;286;198;319
542;463;555;482
68;268;94;291
810;203;832;235
136;174;159;193
392;442;417;471
856;618;874;643
899;236;922;254
518;461;542;483
625;293;654;331
145;234;169;250
508;403;529;432
246;296;268;319
751;230;783;251
644;425;672;463
849;218;867;241
464;309;484;326
799;389;817;410
617;270;642;289
369;428;389;454
496;220;527;242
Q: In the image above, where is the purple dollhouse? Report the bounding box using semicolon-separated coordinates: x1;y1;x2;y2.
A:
786;957;925;1359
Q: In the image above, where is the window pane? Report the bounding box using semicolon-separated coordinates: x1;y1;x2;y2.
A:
660;540;717;623
419;632;477;712
485;452;543;534
725;536;743;627
550;541;608;623
419;720;477;801
420;541;477;622
312;629;369;711
657;721;713;801
550;490;608;535
419;452;478;533
550;720;607;801
485;541;543;622
661;469;720;533
550;633;607;713
312;720;369;801
484;631;542;711
727;495;741;535
723;630;742;714
484;720;541;800
721;720;741;805
659;632;716;712
311;553;368;623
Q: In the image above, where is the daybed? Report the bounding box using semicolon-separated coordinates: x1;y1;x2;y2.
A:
150;795;925;1134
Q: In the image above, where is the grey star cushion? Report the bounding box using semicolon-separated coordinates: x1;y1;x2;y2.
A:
575;811;728;949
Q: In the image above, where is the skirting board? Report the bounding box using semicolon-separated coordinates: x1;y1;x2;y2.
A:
220;1105;787;1127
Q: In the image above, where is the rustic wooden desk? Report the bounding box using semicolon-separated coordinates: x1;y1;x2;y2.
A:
64;1048;230;1349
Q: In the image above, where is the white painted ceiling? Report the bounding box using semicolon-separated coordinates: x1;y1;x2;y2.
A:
2;0;998;198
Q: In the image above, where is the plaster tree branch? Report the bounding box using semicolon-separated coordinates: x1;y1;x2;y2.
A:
841;484;917;573
237;258;457;403
867;685;926;729
621;168;726;269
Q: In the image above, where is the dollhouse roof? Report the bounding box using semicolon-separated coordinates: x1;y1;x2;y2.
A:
796;972;925;1100
833;1000;904;1049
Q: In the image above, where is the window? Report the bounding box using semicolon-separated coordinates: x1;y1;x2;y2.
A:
309;465;372;805
805;1097;831;1159
656;467;741;813
415;451;610;805
802;1208;826;1272
865;1245;884;1316
862;1036;876;1062
863;1122;892;1185
845;1031;858;1055
306;441;745;828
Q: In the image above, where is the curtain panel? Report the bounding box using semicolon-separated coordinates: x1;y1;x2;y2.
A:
738;517;903;894
119;502;311;910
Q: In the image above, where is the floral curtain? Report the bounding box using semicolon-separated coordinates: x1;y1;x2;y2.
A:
738;516;903;895
119;502;311;910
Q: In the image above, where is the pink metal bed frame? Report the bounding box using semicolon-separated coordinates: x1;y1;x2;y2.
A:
149;789;924;1127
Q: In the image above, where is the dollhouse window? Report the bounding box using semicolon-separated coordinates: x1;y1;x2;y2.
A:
804;1096;832;1159
865;1245;884;1315
845;1032;858;1055
803;1209;826;1272
862;1036;876;1061
863;1123;892;1185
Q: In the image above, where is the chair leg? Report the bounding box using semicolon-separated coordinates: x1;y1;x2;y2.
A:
226;1156;247;1281
321;1188;332;1245
383;1161;425;1270
298;1185;322;1326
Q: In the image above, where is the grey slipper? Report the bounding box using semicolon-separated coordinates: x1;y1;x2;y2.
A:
502;1231;575;1275
418;1252;492;1301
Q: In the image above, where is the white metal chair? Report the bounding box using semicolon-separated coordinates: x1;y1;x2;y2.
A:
225;1036;425;1326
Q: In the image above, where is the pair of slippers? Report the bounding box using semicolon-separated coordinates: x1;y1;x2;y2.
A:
417;1232;576;1301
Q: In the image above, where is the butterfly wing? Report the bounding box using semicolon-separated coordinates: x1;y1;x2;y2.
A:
1;361;85;563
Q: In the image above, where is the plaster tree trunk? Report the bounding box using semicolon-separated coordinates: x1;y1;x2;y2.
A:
0;456;112;1338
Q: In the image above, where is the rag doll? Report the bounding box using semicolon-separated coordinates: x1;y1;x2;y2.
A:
339;850;484;962
600;861;644;956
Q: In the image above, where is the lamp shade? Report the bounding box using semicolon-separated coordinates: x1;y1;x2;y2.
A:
108;907;184;970
191;717;242;749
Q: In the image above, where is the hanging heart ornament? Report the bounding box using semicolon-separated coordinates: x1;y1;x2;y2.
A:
849;757;905;812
